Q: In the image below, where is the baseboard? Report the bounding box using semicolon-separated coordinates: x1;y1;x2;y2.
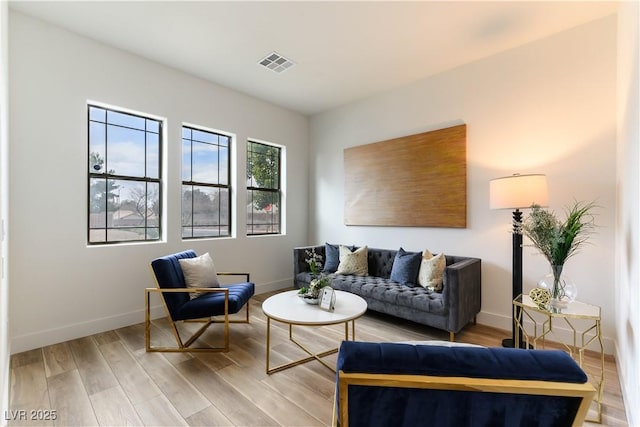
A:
255;278;292;295
10;278;294;354
615;340;638;427
10;306;150;355
477;310;616;355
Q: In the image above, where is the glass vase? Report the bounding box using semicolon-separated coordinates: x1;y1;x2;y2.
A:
537;264;577;309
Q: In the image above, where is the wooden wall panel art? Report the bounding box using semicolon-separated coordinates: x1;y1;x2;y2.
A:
344;124;466;228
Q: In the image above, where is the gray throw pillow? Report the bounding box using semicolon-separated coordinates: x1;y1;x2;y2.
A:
323;243;340;273
390;247;422;285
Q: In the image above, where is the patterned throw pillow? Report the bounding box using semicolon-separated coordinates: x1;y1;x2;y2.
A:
178;252;220;299
418;251;446;291
336;245;368;276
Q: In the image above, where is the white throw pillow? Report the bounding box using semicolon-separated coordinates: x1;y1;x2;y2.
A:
178;252;220;299
336;245;368;276
418;251;445;291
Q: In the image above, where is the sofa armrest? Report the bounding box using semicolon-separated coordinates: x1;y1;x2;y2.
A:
443;257;482;334
293;245;325;288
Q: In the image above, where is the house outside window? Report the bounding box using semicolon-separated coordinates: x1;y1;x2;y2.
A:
246;140;281;235
88;105;162;244
181;126;231;238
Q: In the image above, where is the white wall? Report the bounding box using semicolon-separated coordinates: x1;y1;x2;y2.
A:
615;3;640;425
8;11;308;353
310;16;618;353
0;0;10;421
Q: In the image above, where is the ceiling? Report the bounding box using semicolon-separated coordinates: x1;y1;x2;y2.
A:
9;1;619;116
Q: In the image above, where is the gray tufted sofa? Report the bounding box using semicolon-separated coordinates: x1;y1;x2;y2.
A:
293;245;481;340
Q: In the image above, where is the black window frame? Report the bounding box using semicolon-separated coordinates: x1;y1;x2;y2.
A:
181;125;232;239
87;104;163;245
246;140;282;236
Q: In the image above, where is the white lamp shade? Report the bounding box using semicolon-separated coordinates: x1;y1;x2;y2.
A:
489;174;548;210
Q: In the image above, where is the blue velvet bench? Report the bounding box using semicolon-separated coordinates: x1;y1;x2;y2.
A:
334;341;595;427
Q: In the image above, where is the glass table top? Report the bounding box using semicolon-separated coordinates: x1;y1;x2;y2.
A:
514;294;601;320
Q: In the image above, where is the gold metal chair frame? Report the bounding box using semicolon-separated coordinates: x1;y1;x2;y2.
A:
146;270;251;353
333;371;596;427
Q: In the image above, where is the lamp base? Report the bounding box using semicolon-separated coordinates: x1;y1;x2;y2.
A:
501;338;532;349
502;338;515;348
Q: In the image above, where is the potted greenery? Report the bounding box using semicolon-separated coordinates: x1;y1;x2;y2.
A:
298;248;331;304
521;201;597;308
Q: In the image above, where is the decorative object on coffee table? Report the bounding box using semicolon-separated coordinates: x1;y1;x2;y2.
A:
490;173;548;349
298;293;320;305
319;287;336;311
298;248;330;303
522;201;597;309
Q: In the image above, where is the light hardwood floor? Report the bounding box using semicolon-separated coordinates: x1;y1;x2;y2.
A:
8;290;628;426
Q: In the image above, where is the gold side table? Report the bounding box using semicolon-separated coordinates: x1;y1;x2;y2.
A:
513;294;604;423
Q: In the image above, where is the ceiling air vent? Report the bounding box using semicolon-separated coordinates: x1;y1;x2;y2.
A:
258;51;295;74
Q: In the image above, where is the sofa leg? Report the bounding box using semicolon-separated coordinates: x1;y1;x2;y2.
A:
449;332;455;342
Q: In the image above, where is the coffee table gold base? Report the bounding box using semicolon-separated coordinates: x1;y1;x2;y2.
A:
266;317;356;374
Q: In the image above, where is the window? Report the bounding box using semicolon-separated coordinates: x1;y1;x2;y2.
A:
246;140;281;235
88;105;162;244
182;126;231;238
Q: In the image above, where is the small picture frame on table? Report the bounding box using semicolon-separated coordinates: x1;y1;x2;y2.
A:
319;287;336;311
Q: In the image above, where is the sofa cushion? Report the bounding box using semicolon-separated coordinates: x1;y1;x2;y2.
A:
337;245;368;275
330;275;446;315
366;248;396;278
390;248;422;285
418;252;446;291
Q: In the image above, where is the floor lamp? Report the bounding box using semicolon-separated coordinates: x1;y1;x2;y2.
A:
490;173;548;349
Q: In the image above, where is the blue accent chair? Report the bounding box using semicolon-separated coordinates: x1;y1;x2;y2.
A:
146;250;255;352
334;341;595;427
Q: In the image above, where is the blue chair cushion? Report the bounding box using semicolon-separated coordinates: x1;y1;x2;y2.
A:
337;341;587;383
150;250;197;318
174;282;255;321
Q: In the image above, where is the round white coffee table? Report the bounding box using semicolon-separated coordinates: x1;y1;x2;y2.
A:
262;290;367;374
